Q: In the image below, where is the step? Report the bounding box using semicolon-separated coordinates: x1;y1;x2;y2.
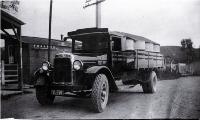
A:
1;90;23;98
4;64;18;70
5;70;18;72
5;70;18;75
1;83;19;90
4;64;18;66
5;75;18;78
5;79;18;83
4;67;18;70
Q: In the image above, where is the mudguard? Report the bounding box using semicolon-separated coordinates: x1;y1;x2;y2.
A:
85;66;118;91
85;66;110;74
35;76;46;86
34;69;48;86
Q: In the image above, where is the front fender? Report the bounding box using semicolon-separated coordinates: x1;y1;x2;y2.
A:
85;66;110;74
35;76;46;86
85;66;118;92
34;69;49;86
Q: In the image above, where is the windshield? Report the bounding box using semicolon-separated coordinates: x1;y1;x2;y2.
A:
72;34;109;53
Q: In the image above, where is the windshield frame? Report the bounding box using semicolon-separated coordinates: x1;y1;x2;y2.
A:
71;33;110;53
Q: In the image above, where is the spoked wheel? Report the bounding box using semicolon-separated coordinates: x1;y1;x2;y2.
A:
101;82;108;104
91;74;109;113
142;71;157;93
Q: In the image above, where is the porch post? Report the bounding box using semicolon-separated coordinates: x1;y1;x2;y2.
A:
18;27;23;91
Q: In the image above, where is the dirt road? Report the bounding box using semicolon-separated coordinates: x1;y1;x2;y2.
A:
1;76;200;119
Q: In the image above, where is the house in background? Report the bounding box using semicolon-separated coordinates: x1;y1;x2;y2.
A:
160;46;188;64
161;46;200;75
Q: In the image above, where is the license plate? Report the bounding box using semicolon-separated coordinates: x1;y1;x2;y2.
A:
51;90;64;95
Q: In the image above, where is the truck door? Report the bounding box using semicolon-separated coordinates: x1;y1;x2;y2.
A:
111;36;125;76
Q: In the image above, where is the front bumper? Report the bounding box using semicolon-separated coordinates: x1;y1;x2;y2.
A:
51;82;87;92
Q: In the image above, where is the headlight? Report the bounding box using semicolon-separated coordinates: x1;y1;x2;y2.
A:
42;62;49;71
73;60;83;70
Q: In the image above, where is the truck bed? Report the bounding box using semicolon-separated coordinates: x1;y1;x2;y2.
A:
135;49;164;69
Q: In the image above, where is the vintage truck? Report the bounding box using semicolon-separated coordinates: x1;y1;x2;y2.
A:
34;28;164;112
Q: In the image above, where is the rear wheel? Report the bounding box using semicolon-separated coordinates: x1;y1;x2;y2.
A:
142;71;157;93
36;77;55;105
91;74;109;113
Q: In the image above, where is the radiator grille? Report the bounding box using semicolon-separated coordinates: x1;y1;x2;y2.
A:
54;58;72;83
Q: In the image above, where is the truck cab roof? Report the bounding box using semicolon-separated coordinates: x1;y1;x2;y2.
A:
68;28;160;45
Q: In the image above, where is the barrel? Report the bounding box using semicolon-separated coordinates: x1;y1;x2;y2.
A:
153;44;160;52
135;40;145;50
126;39;134;50
145;42;154;52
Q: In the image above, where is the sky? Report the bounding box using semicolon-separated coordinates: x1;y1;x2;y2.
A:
16;0;200;48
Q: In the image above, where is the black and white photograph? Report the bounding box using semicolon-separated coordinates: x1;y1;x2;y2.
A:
0;0;200;119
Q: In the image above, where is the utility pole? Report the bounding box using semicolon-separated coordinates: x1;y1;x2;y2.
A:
48;0;53;62
83;0;106;28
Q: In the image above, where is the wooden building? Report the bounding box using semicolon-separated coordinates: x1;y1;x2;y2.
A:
1;9;25;90
1;8;71;90
1;35;71;87
21;36;71;84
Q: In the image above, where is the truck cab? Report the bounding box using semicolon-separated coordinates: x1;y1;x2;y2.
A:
34;28;164;113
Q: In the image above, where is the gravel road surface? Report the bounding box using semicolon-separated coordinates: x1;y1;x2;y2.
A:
1;76;200;119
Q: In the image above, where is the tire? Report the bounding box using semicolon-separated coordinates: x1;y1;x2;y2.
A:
36;78;55;105
91;74;109;113
142;71;157;93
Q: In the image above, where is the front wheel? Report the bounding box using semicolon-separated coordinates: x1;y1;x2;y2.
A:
142;71;157;93
91;74;109;113
36;86;55;105
36;77;55;105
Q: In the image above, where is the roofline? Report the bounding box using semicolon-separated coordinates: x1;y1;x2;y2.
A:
1;34;64;42
68;32;109;37
21;35;63;42
68;28;109;36
67;28;160;45
110;31;160;45
1;9;25;25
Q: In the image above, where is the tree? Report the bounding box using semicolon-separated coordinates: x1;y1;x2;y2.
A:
181;38;193;49
0;0;20;13
181;38;195;63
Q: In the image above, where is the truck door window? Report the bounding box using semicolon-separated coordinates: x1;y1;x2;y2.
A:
112;37;121;51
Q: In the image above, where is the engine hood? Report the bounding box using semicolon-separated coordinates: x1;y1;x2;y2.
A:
55;52;107;64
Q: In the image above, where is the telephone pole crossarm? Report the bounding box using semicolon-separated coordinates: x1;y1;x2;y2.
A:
83;0;105;9
83;0;106;28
